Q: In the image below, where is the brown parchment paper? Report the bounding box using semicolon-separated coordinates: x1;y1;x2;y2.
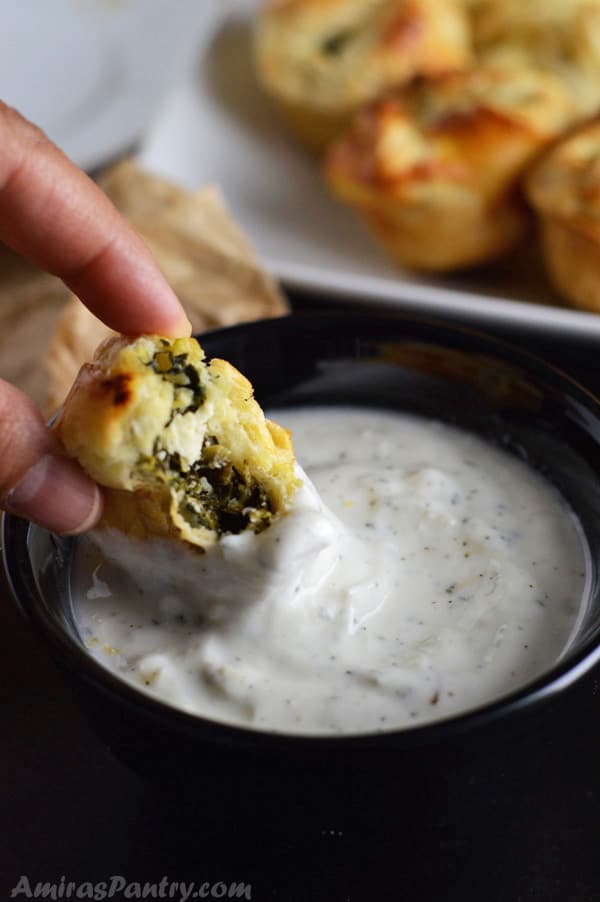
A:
0;159;287;415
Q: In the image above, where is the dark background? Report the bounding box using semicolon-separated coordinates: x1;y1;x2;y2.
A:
2;291;600;902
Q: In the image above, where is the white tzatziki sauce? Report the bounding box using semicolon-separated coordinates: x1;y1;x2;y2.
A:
73;407;588;735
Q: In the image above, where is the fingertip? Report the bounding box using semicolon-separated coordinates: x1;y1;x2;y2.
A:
160;313;193;339
2;454;104;535
61;482;104;536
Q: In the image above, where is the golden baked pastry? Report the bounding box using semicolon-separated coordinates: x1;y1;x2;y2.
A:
54;335;299;549
468;0;600;117
324;65;575;270
525;119;600;313
254;0;472;152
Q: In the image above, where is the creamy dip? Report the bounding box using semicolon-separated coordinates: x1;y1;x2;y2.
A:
73;407;587;735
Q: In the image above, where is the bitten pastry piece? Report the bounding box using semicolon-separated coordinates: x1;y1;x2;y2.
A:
468;0;600;117
324;65;575;271
55;335;300;549
525;120;600;314
254;0;472;153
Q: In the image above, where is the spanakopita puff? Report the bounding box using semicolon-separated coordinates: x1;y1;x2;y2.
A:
467;0;600;117
323;65;575;271
525;119;600;314
54;335;300;549
253;0;472;152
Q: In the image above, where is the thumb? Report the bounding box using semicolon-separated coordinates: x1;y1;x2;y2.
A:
0;380;102;534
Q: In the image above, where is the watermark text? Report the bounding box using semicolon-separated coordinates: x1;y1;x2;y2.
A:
11;875;252;901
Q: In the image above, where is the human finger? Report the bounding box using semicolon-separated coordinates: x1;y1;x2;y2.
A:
0;379;102;534
0;102;191;338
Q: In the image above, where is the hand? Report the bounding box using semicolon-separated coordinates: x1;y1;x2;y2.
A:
0;102;192;534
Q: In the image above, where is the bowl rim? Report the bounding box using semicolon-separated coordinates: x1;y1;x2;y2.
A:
4;308;600;752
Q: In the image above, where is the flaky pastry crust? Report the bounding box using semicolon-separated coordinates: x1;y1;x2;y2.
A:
467;0;600;117
525;119;600;312
55;335;299;549
254;0;472;152
324;65;574;270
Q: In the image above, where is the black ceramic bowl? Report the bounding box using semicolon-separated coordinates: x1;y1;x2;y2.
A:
4;311;600;818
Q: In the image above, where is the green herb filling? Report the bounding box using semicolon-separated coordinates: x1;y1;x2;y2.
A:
137;437;274;538
147;349;206;414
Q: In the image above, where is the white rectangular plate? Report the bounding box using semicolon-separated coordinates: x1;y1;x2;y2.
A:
138;0;600;341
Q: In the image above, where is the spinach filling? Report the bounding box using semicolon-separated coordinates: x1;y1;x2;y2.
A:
138;438;274;538
147;348;206;414
140;346;274;537
321;29;355;56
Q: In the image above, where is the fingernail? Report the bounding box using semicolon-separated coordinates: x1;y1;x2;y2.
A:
2;454;103;534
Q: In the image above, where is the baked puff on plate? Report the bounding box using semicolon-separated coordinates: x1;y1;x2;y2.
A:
253;0;472;153
55;335;300;550
525;119;600;314
324;65;575;271
468;0;600;117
